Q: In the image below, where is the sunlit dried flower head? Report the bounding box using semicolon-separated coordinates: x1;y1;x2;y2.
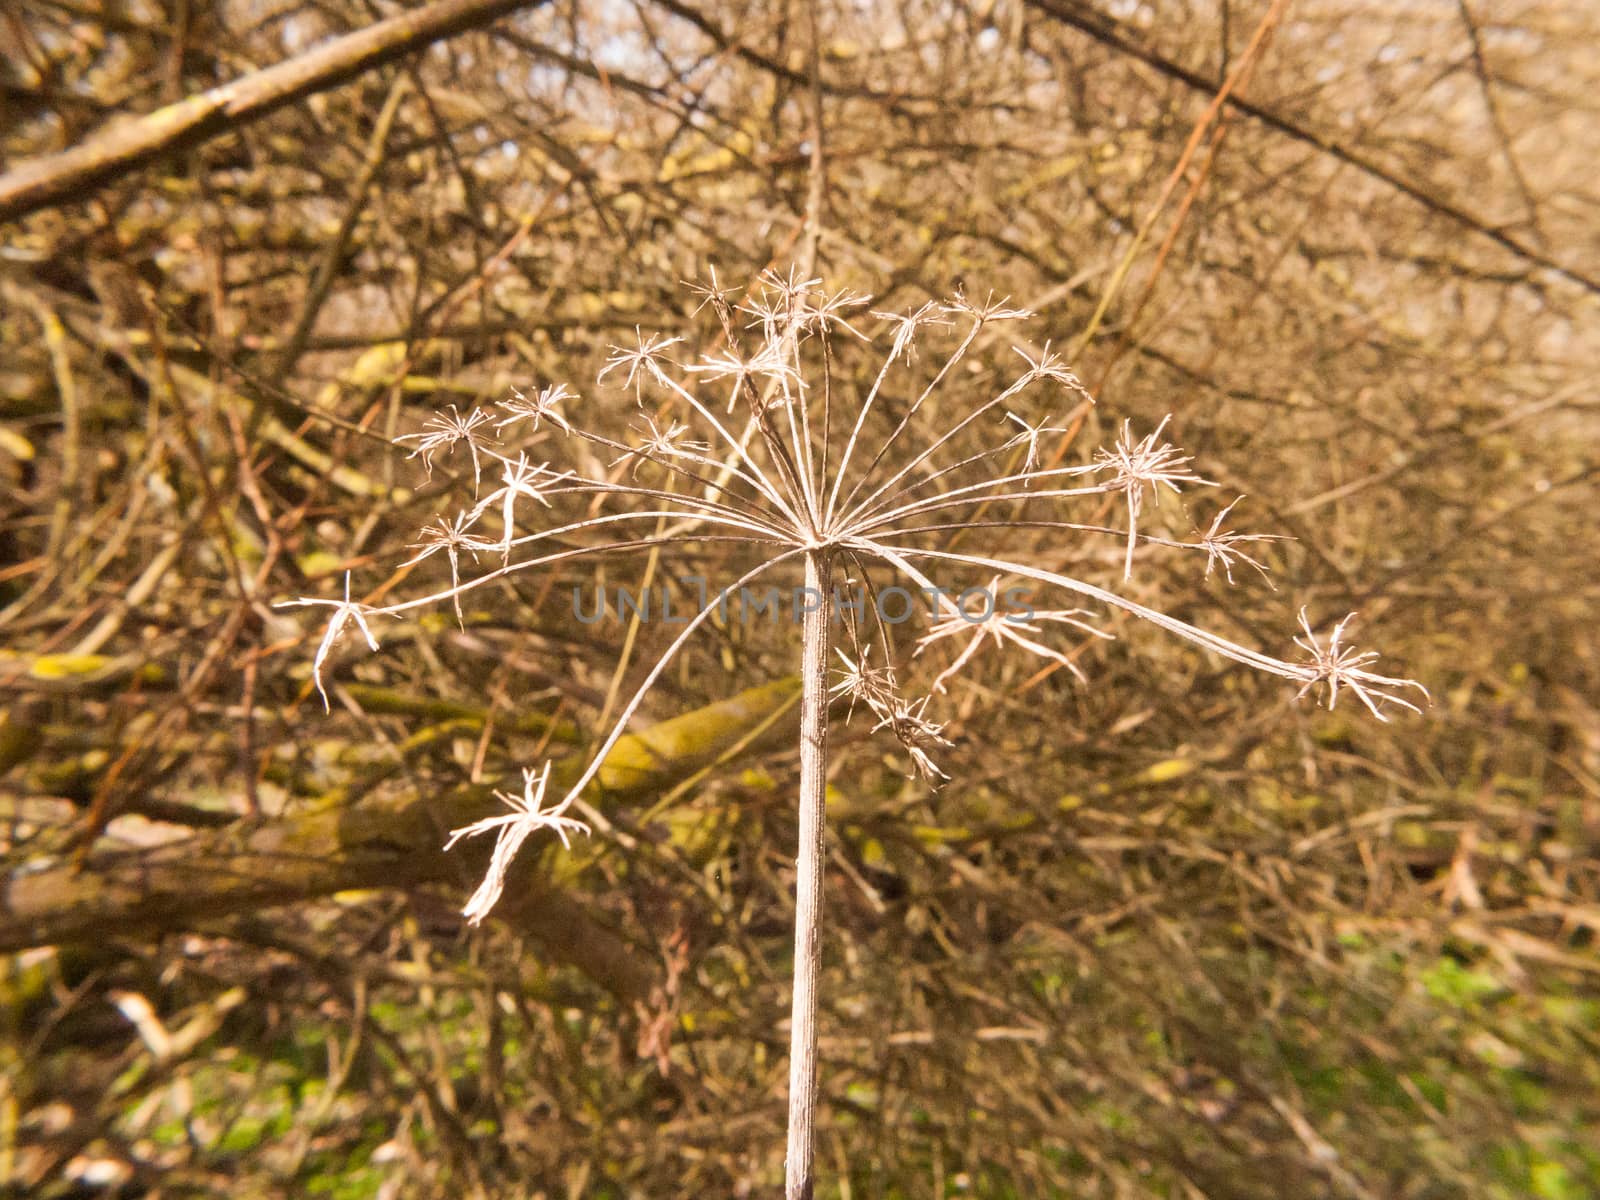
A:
800;286;871;339
278;267;1434;1200
1012;341;1096;406
1095;415;1214;580
1002;411;1072;479
942;286;1033;324
406;511;493;624
740;290;793;336
872;301;949;365
497;382;573;433
474;452;574;559
286;266;1424;923
443;764;591;924
393;403;495;491
613;416;711;477
1293;608;1430;721
276;571;379;711
687;344;805;409
915;577;1110;693
1194;497;1289;585
756;266;823;314
830;646;898;721
598;327;685;399
872;694;954;783
686;264;737;315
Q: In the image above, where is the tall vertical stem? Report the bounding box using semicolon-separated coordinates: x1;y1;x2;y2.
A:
786;549;832;1200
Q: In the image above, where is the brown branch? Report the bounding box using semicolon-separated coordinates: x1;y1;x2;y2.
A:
0;0;546;225
648;0;930;114
0;677;802;1003
1454;0;1544;243
1023;0;1600;297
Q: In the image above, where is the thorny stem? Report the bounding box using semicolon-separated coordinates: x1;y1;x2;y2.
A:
786;549;831;1200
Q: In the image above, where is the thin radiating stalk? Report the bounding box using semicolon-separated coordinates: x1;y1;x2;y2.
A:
786;549;831;1200
867;542;1308;680
822;321;913;520
654;371;805;526
831;320;985;521
855;473;1111;534
373;531;771;618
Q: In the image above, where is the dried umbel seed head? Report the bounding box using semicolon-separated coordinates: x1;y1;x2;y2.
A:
1095;415;1213;579
496;382;574;434
1293;608;1430;721
872;694;954;783
1193;497;1288;585
281;267;1425;922
393;403;495;491
915;578;1110;693
405;512;493;624
831;646;898;721
277;572;379;712
443;764;591;923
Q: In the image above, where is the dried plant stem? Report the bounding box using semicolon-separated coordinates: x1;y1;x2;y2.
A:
786;549;832;1200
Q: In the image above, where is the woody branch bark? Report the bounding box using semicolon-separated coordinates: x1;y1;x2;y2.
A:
0;0;544;224
0;677;800;1004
